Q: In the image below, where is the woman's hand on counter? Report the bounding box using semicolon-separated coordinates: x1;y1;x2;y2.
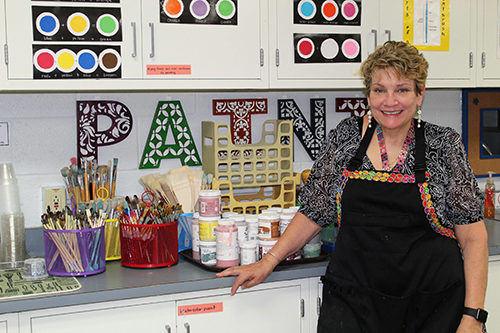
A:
216;255;279;296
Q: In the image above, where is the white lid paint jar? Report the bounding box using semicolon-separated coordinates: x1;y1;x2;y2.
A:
245;214;259;241
199;216;219;242
199;241;217;266
279;213;295;236
259;239;278;260
215;219;238;268
191;212;200;260
240;241;258;265
198;190;221;217
258;213;280;240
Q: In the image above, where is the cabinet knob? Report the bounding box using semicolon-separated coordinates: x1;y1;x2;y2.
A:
165;325;171;333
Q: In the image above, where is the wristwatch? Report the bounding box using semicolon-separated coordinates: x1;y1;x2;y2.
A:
463;307;488;323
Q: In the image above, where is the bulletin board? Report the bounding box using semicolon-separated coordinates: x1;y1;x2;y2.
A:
462;89;500;177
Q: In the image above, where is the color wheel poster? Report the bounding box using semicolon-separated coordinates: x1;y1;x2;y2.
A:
160;0;238;25
294;0;361;26
294;33;361;64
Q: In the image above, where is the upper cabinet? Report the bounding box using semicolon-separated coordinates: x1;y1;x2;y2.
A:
0;0;495;91
2;0;268;91
476;0;500;87
268;0;476;89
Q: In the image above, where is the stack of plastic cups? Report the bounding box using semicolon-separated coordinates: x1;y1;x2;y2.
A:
0;163;26;267
197;190;221;266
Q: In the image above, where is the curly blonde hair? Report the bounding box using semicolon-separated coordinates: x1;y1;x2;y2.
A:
360;41;428;96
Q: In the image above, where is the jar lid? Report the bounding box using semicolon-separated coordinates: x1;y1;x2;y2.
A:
279;213;295;220
222;212;239;218
240;240;258;248
199;241;216;246
199;190;221;197
259;239;278;245
199;216;220;222
244;214;258;223
218;218;235;226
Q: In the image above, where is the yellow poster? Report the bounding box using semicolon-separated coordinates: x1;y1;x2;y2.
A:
404;0;450;51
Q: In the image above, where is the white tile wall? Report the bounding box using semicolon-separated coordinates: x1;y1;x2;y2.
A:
0;89;465;228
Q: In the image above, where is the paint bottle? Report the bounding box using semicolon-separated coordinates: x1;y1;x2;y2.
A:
240;241;258;265
259;239;278;260
215;218;238;267
191;212;200;260
303;233;322;258
279;213;295;236
485;171;496;219
245;214;259;241
258;213;280;240
199;241;217;266
198;190;221;217
199;216;219;241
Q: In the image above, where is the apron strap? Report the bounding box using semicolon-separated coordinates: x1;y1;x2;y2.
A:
415;121;426;183
347;117;377;171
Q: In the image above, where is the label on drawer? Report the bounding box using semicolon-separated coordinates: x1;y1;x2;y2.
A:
146;65;191;75
178;302;223;316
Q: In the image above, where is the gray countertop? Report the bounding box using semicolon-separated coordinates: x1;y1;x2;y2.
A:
0;255;328;315
3;217;500;315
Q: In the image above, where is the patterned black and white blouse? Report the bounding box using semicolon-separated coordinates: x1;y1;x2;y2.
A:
298;116;484;230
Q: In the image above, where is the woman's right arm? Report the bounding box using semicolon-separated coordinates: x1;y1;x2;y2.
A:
216;212;322;296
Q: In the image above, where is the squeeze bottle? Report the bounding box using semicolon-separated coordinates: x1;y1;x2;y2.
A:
485;171;496;219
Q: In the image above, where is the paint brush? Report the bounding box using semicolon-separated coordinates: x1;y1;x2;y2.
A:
111;158;118;198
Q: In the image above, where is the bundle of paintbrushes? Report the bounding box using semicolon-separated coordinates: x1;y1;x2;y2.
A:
60;158;119;203
41;206;107;275
117;195;182;225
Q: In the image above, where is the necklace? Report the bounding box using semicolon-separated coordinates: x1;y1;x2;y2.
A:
376;119;415;172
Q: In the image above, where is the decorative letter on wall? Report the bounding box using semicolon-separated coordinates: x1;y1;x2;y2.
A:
278;98;326;160
140;101;201;169
213;99;268;144
335;98;368;117
77;101;133;166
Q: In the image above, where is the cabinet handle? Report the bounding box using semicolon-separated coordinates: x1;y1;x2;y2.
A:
184;322;190;333
371;29;378;49
384;30;391;42
165;325;171;333
317;296;322;316
131;22;137;58
482;52;486;68
149;23;155;58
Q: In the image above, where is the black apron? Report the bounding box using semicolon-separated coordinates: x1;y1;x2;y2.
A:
317;120;465;333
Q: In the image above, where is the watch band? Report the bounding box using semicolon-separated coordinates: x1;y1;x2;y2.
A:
463;307;488;324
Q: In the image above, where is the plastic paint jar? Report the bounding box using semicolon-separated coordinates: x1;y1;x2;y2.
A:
191;212;200;260
259;239;278;260
258;213;280;240
198;190;221;217
303;233;322;258
279;213;294;236
240;241;258;265
199;216;219;241
245;214;259;241
199;241;217;266
215;219;238;267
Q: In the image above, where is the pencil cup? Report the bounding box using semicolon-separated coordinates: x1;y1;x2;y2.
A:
105;219;121;261
43;226;105;277
119;221;178;268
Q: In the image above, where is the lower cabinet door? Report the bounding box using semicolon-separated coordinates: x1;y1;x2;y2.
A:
19;298;176;333
177;284;303;333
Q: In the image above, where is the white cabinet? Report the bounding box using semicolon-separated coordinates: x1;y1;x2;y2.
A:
18;278;312;333
476;0;500;87
269;0;476;89
2;0;268;91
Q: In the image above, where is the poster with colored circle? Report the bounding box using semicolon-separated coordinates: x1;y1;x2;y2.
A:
294;33;361;63
32;0;120;3
160;0;237;25
32;6;122;42
294;0;361;26
32;45;121;79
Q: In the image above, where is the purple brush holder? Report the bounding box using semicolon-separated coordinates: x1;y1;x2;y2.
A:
43;226;105;277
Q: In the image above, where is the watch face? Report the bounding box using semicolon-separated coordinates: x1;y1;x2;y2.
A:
478;309;488;323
